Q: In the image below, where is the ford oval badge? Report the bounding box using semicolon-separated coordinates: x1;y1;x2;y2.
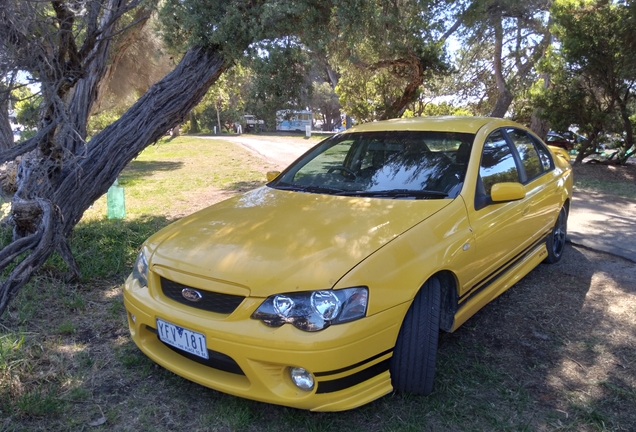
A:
182;288;203;302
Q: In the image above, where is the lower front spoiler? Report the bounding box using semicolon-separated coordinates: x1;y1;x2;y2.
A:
124;292;409;411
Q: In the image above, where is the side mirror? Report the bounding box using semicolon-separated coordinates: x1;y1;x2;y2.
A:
266;171;281;182
490;182;525;202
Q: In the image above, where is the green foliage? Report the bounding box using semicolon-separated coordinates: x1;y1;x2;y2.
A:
87;108;125;137
331;1;449;122
191;63;253;132
157;0;449;123
16;128;37;143
158;0;331;60
11;85;41;129
309;81;341;131
245;41;314;128
444;0;553;117
403;102;473;118
336;67;401;123
532;0;636;162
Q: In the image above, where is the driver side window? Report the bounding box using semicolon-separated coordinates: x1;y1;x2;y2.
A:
479;130;520;195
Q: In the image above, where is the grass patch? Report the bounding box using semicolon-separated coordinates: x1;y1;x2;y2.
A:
574;178;636;199
85;136;278;219
14;388;67;417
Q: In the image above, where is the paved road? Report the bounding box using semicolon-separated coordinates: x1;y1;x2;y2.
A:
203;134;636;263
568;192;636;263
199;135;315;169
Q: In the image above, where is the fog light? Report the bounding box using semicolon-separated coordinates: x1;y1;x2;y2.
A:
130;313;136;323
289;367;314;391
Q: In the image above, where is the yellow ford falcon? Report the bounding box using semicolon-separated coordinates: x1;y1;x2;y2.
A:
124;117;572;411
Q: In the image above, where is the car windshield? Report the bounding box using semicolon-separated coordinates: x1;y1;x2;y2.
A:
270;131;475;199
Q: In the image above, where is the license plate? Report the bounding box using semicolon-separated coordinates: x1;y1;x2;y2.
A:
156;318;209;359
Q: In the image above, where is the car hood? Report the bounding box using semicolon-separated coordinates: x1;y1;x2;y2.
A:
147;187;451;297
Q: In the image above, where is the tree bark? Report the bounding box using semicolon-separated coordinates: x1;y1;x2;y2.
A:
0;100;12;150
0;82;14;150
378;54;425;120
530;32;553;140
530;110;550;141
0;47;228;316
216;100;223;134
490;15;513;118
616;96;634;164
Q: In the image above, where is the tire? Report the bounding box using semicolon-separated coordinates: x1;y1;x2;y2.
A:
390;278;441;395
544;206;568;264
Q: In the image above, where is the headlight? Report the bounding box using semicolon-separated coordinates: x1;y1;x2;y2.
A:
131;249;149;287
251;287;368;332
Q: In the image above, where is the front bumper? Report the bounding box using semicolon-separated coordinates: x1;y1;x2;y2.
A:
123;274;409;411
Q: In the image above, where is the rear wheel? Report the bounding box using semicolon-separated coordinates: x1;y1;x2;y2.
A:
544;206;568;264
390;278;441;395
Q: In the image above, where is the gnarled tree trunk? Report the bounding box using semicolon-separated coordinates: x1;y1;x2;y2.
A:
0;47;228;315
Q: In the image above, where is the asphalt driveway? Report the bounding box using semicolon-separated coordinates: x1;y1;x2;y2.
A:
568;192;636;263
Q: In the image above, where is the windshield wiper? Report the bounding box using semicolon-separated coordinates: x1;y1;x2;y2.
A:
337;189;448;199
273;184;345;194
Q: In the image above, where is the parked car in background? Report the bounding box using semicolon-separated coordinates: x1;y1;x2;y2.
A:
546;132;574;150
243;114;264;132
124;117;573;411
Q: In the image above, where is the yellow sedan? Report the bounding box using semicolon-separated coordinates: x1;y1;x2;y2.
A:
124;117;572;411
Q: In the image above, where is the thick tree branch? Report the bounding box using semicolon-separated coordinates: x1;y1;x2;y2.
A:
490;13;512;117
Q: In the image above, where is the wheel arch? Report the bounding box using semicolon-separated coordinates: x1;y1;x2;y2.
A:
432;271;459;332
407;270;458;333
563;197;571;216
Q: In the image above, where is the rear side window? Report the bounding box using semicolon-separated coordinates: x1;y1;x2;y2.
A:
479;130;519;195
532;136;554;171
505;128;552;181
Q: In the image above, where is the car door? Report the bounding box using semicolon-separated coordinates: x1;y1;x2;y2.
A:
460;128;528;293
503;127;561;246
461;127;559;298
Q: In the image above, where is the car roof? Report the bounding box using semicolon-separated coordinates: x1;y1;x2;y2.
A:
348;116;514;134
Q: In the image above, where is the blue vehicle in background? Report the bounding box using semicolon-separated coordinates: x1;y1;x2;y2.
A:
276;110;312;132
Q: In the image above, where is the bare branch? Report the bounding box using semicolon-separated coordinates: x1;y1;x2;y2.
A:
439;17;462;44
0;120;59;164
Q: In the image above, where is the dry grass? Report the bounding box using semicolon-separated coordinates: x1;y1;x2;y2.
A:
0;140;634;431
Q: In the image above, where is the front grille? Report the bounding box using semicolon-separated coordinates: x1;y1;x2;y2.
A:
160;277;245;314
147;326;244;375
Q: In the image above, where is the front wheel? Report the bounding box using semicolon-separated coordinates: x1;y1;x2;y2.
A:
390;278;441;395
544;206;568;264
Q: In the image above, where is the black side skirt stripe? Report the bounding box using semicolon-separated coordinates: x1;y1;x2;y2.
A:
316;359;391;394
314;348;393;377
459;232;550;305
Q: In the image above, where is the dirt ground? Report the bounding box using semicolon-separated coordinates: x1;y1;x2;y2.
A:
448;162;636;429
443;243;636;430
572;161;636;184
